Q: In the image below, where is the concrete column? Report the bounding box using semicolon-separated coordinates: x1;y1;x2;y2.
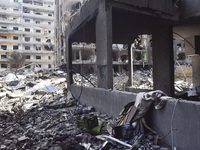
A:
128;44;133;86
79;50;82;61
192;55;200;88
65;31;73;89
96;0;113;89
152;26;174;96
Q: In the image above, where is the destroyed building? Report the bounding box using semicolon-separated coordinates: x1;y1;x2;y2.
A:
0;0;55;71
64;0;200;149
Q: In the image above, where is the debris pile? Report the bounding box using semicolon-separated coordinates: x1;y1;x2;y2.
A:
0;69;172;149
132;70;153;90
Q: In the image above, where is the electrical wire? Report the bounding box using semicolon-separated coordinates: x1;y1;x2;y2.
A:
173;32;196;52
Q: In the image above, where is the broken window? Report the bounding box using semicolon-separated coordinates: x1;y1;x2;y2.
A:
48;64;51;68
25;37;30;42
36;21;40;24
36;47;41;50
13;8;19;11
36;29;41;33
1;45;7;50
13;36;18;40
25;19;30;23
0;15;7;20
26;55;30;59
48;22;51;25
36;56;41;59
13;45;19;50
1;36;7;39
36;38;41;42
25;28;30;32
46;39;51;43
48;30;51;34
48;14;52;16
13;27;18;30
48;56;51;60
23;7;30;13
25;46;30;50
1;26;7;29
1;55;7;59
1;64;7;68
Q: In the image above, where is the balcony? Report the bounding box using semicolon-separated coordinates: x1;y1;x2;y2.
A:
23;12;54;20
22;3;54;12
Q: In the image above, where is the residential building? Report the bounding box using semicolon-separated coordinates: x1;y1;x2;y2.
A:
0;0;55;71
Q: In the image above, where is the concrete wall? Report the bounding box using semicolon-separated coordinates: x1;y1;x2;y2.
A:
70;85;137;117
149;99;200;150
70;85;200;149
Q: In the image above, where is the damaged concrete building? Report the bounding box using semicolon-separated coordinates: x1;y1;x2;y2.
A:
63;0;200;149
0;0;55;71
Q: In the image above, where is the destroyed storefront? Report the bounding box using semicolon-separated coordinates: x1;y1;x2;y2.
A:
65;0;200;150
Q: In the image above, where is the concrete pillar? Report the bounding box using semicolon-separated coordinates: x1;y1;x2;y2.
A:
152;26;174;96
192;55;200;88
128;44;133;86
79;50;82;61
96;0;113;89
65;32;73;88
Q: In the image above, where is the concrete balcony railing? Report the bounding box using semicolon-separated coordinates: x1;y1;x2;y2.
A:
23;12;54;21
22;3;54;12
0;49;55;53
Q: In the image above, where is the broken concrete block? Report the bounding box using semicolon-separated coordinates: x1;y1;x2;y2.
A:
4;73;19;86
0;92;6;98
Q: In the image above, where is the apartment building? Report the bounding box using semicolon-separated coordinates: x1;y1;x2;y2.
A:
0;0;55;71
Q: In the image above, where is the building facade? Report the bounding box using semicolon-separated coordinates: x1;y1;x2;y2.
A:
0;0;55;71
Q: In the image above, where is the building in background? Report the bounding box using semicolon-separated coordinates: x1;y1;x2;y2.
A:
0;0;55;71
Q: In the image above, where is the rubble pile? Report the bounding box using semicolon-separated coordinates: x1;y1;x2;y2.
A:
132;70;153;90
0;69;172;149
73;73;129;91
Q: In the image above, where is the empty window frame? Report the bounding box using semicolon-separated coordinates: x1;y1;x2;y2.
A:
48;56;51;59
48;22;51;25
36;38;41;42
13;45;19;50
26;55;30;59
48;13;52;16
25;37;30;42
1;64;7;68
13;27;18;30
1;55;7;59
1;45;7;50
36;47;41;50
13;36;19;40
36;56;41;59
25;19;30;23
1;36;7;39
36;29;41;33
48;64;51;68
13;8;19;11
25;46;30;50
1;26;7;29
25;28;30;32
35;21;40;24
